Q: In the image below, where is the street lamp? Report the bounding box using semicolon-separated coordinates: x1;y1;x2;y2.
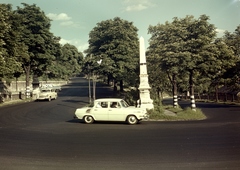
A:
88;59;102;103
92;59;102;101
88;64;92;104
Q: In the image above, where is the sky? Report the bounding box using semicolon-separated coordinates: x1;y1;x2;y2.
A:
1;0;240;54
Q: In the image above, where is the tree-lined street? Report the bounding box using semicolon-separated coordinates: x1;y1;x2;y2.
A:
1;3;240;169
0;77;239;170
1;3;239;109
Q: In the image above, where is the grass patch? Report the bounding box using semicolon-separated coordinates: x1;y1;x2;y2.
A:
148;104;206;121
173;107;206;120
148;109;175;120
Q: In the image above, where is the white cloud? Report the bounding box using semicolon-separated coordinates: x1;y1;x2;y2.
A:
125;4;147;11
77;43;89;54
60;38;88;53
216;28;226;37
216;28;225;33
123;0;155;12
47;13;71;21
47;13;81;28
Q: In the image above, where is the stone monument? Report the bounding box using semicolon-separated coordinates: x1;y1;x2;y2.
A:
138;37;154;110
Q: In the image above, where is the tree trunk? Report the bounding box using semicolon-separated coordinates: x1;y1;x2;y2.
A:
157;87;162;100
16;77;18;92
113;80;117;91
189;70;196;110
215;83;219;102
24;65;30;87
120;80;123;92
107;75;110;85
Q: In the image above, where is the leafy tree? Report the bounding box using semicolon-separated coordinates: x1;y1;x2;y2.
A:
147;57;171;100
58;43;83;78
0;3;83;86
148;15;236;108
0;4;11;78
0;4;24;79
148;19;187;107
15;3;56;87
44;36;61;79
85;17;139;91
222;26;240;91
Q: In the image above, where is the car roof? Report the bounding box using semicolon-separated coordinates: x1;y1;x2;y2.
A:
94;98;123;102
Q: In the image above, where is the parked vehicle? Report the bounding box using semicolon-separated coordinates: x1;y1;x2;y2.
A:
74;98;149;125
37;88;57;101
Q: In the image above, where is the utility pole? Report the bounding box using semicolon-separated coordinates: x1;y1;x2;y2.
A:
88;64;92;104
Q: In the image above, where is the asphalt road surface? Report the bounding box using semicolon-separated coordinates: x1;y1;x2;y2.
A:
0;77;240;170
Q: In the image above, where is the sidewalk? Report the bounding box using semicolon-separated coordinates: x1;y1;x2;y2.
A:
0;99;31;107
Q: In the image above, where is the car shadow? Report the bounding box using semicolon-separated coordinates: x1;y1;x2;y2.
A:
66;119;141;125
67;119;84;123
61;99;88;103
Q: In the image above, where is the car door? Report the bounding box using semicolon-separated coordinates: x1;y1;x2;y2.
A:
91;101;109;121
108;102;125;121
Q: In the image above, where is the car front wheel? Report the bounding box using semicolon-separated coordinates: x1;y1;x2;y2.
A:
84;116;94;124
127;115;138;125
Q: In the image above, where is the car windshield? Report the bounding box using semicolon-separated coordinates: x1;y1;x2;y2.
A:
120;100;129;108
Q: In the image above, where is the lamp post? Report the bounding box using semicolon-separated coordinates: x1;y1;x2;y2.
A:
92;59;102;101
88;64;92;104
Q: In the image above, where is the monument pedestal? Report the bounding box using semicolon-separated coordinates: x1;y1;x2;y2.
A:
139;89;154;109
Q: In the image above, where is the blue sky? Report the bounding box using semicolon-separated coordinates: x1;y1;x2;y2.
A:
1;0;240;53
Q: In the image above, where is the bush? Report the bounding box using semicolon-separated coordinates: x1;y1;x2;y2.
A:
148;98;166;120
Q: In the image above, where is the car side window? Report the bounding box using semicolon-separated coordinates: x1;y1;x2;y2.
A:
110;102;121;108
95;102;102;108
100;102;108;108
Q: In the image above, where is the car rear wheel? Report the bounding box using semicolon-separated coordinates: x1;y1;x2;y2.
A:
127;115;138;125
84;116;94;124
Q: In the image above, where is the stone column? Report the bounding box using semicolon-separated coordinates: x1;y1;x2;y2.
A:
138;37;154;110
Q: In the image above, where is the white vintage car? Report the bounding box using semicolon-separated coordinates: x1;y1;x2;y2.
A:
37;88;57;101
74;98;149;125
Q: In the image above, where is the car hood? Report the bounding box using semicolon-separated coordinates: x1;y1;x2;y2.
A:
75;107;91;113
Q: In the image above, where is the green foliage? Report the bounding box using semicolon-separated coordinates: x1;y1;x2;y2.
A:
148;15;237;107
147;98;165;119
85;17;139;91
221;26;240;89
48;43;83;80
120;89;139;106
0;3;83;83
13;3;55;85
175;107;206;120
0;4;24;78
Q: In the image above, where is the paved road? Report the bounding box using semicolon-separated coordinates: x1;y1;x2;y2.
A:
0;77;240;170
